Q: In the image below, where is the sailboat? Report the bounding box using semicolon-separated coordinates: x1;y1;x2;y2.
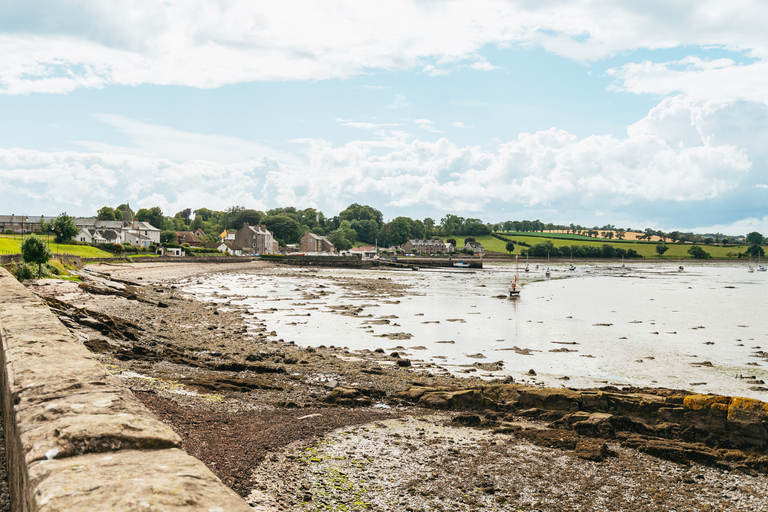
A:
545;253;551;278
758;253;766;272
508;255;521;297
748;255;755;273
524;253;529;272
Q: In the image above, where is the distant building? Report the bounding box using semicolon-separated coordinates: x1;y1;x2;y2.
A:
174;231;202;247
234;223;279;254
0;214;55;234
349;245;378;259
219;229;237;243
402;239;448;254
205;242;242;256
464;241;484;256
300;232;335;253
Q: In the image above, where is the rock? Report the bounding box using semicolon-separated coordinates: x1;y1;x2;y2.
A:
575;439;610;461
527;369;537;376
396;359;412;367
452;413;482;427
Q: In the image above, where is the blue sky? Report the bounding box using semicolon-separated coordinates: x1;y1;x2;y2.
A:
1;1;767;235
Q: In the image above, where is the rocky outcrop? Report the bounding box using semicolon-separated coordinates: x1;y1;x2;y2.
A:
395;383;768;472
0;268;252;512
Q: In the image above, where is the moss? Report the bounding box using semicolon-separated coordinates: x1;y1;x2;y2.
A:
683;394;731;411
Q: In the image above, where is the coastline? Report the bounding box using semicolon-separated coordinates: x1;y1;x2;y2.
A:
25;261;768;511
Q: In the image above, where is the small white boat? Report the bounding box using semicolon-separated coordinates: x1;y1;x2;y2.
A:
569;264;575;271
758;254;766;271
453;260;470;268
509;256;521;297
524;254;529;272
508;277;520;297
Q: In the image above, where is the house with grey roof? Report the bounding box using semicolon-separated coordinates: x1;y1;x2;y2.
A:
234;223;279;254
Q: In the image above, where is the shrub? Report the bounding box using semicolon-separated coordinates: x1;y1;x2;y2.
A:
10;261;36;282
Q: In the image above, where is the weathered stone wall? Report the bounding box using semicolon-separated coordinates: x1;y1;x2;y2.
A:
280;255;377;268
0;268;252;511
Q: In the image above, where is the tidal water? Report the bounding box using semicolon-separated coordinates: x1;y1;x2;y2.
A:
181;262;768;399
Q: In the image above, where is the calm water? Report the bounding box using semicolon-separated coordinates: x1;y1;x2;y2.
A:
181;262;768;399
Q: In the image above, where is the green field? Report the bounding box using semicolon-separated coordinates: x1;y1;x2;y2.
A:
444;233;751;260
0;235;114;258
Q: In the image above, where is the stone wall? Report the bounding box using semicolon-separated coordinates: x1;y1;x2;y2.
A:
0;268;252;511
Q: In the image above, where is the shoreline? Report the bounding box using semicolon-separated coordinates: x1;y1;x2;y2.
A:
25;260;768;511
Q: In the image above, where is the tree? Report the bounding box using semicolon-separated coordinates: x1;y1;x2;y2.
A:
506;241;516;254
339;203;383;226
136;206;165;229
52;214;78;244
655;243;669;258
384;217;424;246
615;229;625;240
263;215;303;244
160;231;176;244
747;245;765;258
746;231;764;246
604;231;614;240
97;206;117;221
688;246;710;259
328;221;357;251
464;236;476;245
226;206;264;229
21;235;53;278
193;208;215;222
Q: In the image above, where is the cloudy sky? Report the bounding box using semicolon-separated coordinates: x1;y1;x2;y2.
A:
1;0;767;234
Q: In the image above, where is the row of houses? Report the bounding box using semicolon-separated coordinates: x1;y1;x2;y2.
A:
0;214;55;234
75;207;161;248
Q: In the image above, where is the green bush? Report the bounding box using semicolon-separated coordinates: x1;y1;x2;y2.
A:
10;261;36;282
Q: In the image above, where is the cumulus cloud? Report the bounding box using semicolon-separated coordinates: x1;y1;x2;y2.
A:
1;108;754;227
4;1;768;96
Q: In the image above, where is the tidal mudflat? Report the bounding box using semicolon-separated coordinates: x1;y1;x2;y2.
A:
181;262;768;399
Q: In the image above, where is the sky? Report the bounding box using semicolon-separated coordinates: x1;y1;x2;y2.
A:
1;1;767;235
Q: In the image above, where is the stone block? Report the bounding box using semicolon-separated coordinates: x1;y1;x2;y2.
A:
28;449;252;512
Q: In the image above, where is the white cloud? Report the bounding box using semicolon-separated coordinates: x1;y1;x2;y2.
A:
336;118;400;131
0;101;760;231
609;58;768;104
414;119;442;133
451;121;469;128
5;1;768;96
73;114;299;165
385;94;410;109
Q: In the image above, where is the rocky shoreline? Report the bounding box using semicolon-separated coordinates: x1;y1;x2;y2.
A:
25;261;768;511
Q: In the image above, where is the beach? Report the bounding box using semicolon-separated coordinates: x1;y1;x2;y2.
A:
25;260;768;511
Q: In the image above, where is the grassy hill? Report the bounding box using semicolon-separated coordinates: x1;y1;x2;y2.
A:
0;235;114;258
444;233;750;260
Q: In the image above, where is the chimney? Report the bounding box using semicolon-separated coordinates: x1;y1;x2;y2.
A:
243;222;249;228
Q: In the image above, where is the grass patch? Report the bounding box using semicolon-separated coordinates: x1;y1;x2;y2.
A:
0;235;115;257
441;233;748;259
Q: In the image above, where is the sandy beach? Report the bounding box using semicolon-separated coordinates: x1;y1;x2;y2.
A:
25;260;768;511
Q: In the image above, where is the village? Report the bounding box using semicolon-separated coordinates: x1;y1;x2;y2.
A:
0;211;485;258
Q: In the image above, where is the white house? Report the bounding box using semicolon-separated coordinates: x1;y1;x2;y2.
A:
349;245;378;259
216;242;242;256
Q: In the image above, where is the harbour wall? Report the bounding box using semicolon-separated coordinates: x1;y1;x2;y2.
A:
0;268;252;511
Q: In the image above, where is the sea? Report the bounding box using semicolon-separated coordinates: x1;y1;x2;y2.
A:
180;262;768;399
